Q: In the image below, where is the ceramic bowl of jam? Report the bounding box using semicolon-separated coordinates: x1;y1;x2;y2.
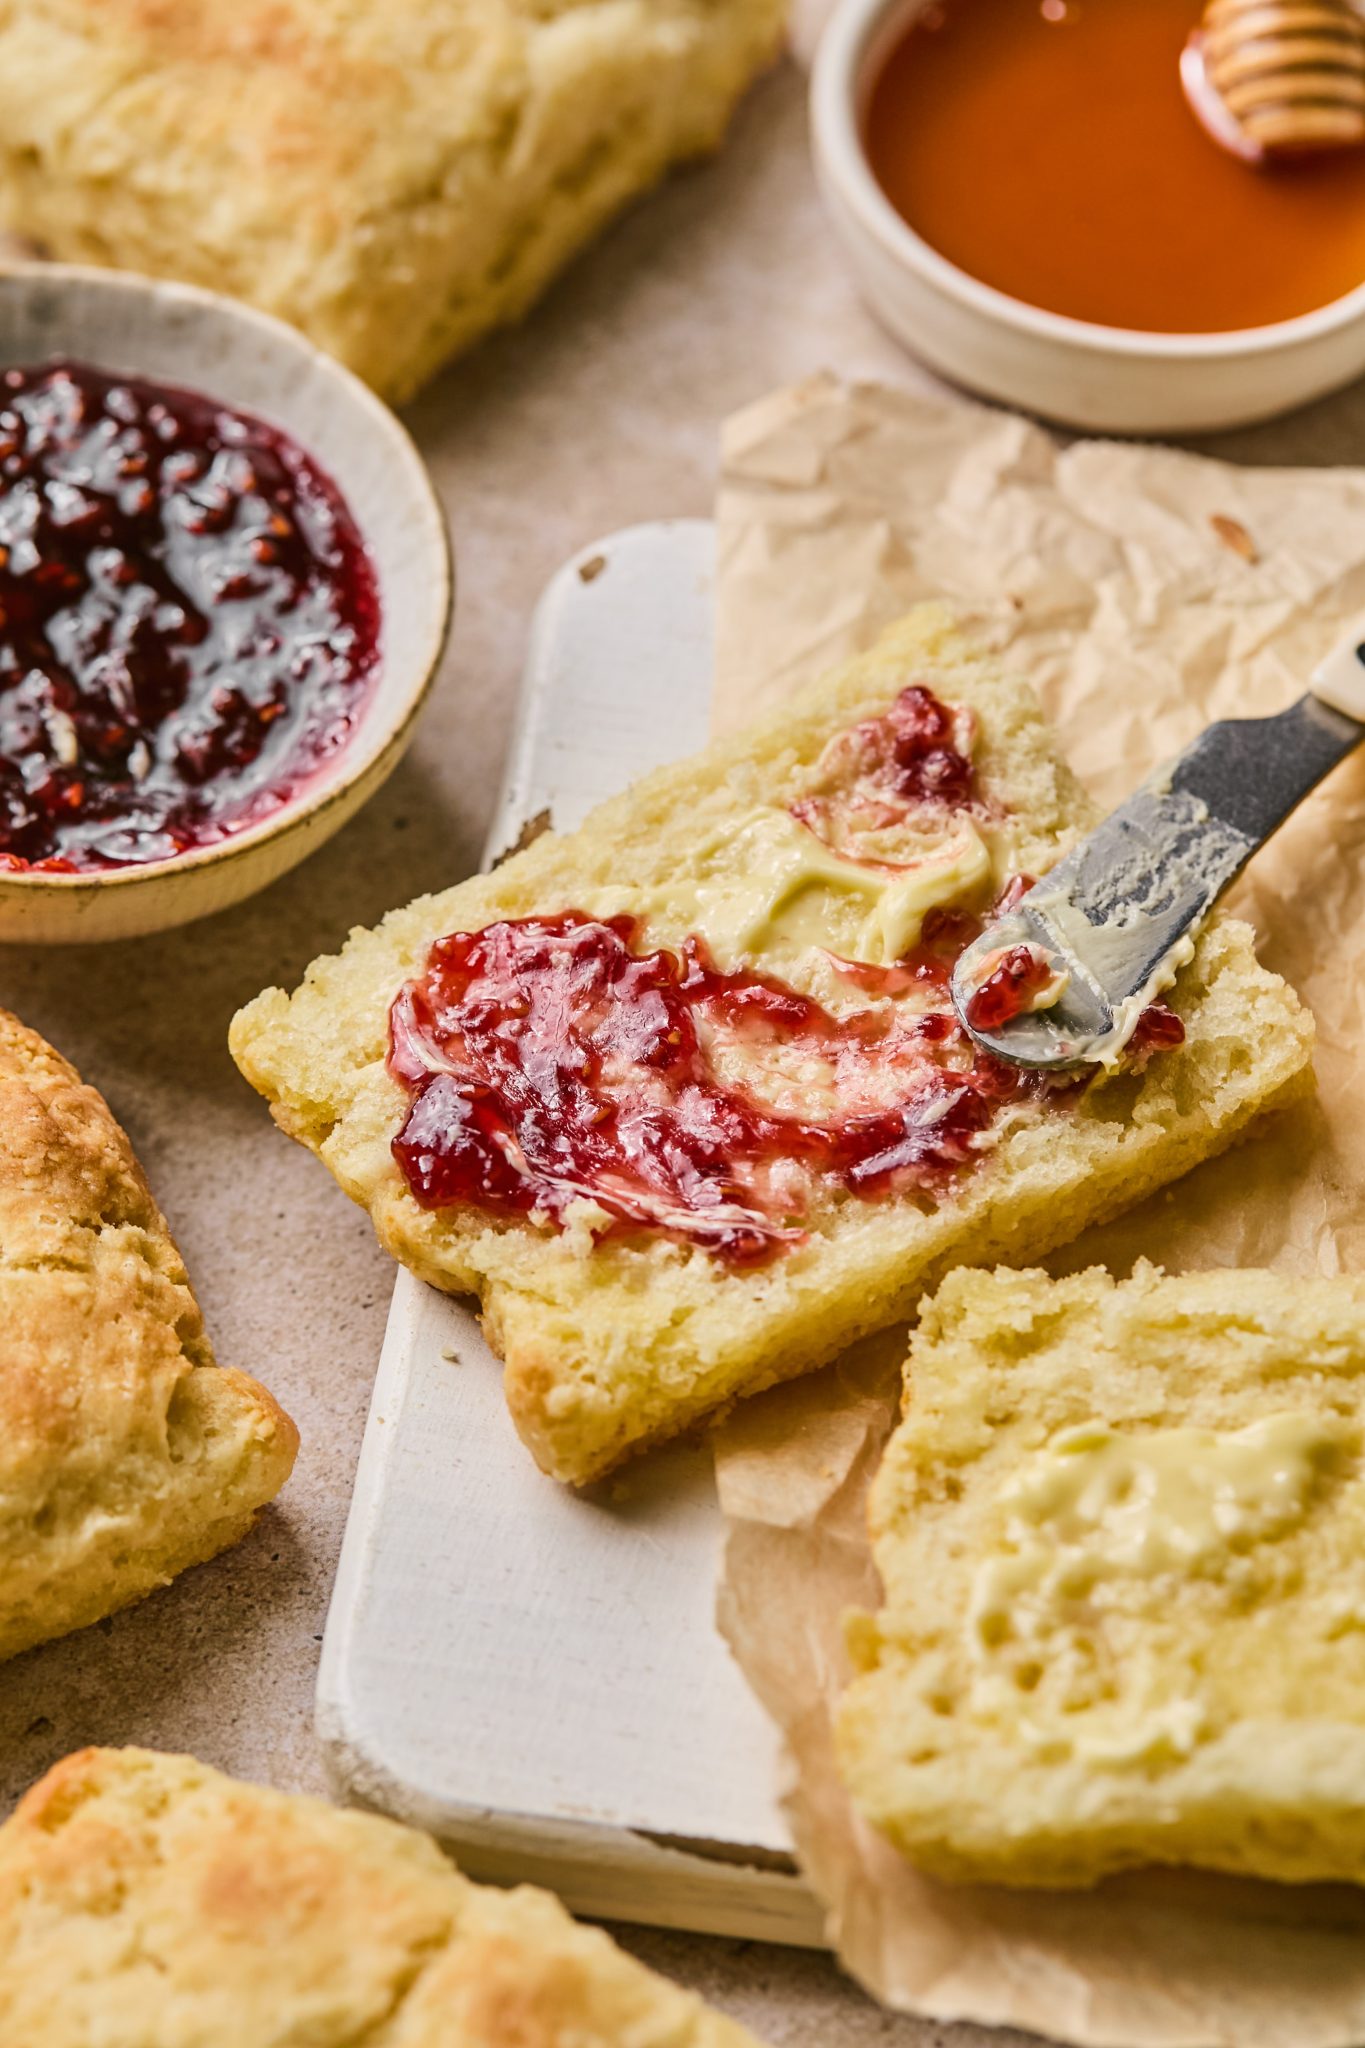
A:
0;265;451;943
812;0;1365;433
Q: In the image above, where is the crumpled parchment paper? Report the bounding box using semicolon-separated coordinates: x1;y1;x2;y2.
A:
710;374;1365;2047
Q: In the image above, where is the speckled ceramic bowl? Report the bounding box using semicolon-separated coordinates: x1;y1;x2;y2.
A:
0;264;452;944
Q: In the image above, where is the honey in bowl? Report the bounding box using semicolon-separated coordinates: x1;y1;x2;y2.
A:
863;0;1365;334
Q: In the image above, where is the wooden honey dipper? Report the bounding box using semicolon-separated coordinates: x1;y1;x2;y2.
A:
1181;0;1365;160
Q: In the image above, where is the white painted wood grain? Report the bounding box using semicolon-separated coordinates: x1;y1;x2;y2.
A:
318;523;825;1943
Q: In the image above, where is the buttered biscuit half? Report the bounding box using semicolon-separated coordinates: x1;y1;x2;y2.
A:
839;1261;1365;1888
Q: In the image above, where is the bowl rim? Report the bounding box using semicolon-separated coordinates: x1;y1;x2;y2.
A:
0;260;453;897
811;0;1365;362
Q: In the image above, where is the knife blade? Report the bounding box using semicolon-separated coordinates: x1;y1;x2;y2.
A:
951;644;1365;1069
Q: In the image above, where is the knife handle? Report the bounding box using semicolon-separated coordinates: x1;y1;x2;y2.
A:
1312;638;1365;725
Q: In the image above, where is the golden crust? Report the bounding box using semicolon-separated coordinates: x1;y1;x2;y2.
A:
0;1747;762;2048
0;1010;297;1660
0;0;784;400
839;1263;1365;1889
231;608;1315;1487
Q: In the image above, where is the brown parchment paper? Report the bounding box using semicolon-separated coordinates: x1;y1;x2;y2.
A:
710;375;1365;2047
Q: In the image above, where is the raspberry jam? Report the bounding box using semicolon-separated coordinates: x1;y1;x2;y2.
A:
963;946;1186;1053
0;360;380;871
858;681;976;807
386;684;1185;1264
388;912;1054;1264
1128;1002;1186;1056
791;683;979;849
965;944;1057;1032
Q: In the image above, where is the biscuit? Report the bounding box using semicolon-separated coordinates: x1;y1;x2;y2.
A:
838;1262;1365;1888
0;1010;296;1660
0;0;784;400
0;1746;762;2047
231;608;1314;1487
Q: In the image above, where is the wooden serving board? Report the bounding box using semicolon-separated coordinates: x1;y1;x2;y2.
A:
317;521;826;1945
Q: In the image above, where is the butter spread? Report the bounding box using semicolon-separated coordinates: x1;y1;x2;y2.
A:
971;1412;1345;1648
646;807;994;969
1083;931;1196;1070
1016;783;1246;1067
959;1413;1349;1768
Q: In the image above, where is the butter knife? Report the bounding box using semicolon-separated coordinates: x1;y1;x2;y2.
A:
951;638;1365;1069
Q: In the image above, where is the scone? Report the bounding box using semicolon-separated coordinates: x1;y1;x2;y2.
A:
0;0;783;401
231;608;1313;1487
838;1262;1365;1889
0;1010;296;1660
0;1746;762;2048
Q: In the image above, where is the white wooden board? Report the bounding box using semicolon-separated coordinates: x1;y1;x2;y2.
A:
317;522;826;1944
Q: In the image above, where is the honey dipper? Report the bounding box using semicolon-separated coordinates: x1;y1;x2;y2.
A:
1181;0;1365;160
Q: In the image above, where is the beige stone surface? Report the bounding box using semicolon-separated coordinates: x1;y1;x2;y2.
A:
0;56;1358;2045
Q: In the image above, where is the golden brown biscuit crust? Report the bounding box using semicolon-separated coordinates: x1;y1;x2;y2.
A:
0;1747;763;2047
0;1010;297;1660
0;0;784;398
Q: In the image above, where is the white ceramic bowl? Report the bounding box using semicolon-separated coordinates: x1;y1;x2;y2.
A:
811;0;1365;434
0;264;451;943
